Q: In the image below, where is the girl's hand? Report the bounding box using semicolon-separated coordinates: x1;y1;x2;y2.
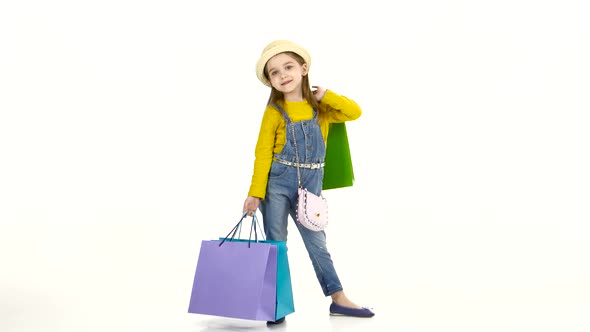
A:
312;85;327;102
243;196;261;217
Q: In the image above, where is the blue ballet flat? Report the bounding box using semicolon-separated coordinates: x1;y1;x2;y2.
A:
329;302;375;317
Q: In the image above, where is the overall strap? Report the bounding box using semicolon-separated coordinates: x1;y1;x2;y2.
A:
271;103;291;124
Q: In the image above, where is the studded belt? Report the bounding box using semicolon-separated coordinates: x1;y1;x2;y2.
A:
273;156;325;169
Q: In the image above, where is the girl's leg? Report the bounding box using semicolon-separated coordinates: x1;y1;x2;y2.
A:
260;165;296;241
291;213;343;295
291;210;365;309
259;175;294;325
259;191;290;241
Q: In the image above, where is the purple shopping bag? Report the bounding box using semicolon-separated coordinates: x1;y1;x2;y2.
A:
187;239;278;321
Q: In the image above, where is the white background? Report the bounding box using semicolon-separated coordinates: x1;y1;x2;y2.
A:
1;1;589;331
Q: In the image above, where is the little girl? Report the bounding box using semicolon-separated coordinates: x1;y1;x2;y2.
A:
242;40;375;324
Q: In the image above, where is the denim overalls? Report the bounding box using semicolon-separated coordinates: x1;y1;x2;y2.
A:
259;104;343;297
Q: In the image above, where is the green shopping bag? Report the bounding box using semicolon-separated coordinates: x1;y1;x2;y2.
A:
323;122;354;190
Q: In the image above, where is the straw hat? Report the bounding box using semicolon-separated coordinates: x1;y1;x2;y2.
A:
256;40;311;87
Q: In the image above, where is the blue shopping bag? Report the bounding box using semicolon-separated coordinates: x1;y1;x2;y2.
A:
268;240;295;320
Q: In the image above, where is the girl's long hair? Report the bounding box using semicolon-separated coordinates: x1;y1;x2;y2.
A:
264;51;320;112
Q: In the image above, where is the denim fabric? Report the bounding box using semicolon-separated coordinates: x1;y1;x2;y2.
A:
259;104;343;297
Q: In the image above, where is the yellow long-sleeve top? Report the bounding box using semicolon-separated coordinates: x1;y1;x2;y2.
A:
248;90;362;200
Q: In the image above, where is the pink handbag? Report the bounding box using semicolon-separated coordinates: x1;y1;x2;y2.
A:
297;186;328;231
290;122;329;232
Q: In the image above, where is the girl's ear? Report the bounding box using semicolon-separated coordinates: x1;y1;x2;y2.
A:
301;63;308;76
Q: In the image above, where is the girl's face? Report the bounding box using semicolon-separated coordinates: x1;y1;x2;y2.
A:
265;52;308;100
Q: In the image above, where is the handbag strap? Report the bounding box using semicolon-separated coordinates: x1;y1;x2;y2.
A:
290;122;303;188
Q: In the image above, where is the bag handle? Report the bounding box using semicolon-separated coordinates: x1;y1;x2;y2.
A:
219;211;265;247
